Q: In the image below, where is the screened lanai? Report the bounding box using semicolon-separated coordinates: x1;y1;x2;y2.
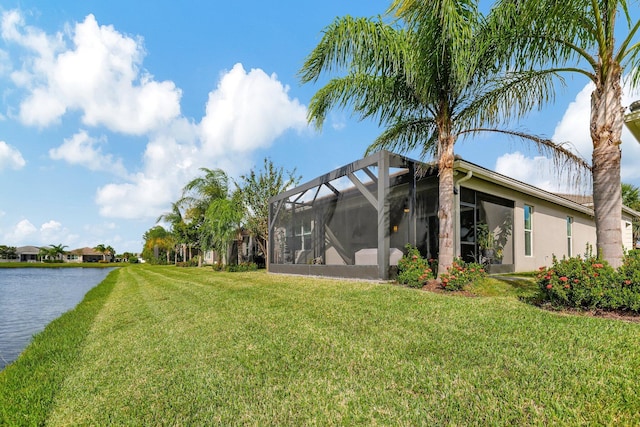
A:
268;150;441;279
268;150;518;280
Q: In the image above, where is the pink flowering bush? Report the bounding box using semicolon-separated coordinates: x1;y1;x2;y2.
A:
439;258;486;291
397;245;435;288
537;248;640;313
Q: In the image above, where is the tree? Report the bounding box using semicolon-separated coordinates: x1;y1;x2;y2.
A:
622;182;640;247
106;245;115;262
93;244;115;262
237;158;300;267
300;0;589;275
49;244;68;261
157;201;187;263
179;168;230;262
201;190;244;265
94;244;108;261
490;0;640;267
142;226;174;264
40;243;67;262
0;245;17;260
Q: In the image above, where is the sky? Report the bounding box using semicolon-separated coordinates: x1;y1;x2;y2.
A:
1;1;639;254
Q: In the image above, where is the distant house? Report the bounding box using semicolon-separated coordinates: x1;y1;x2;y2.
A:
16;246;42;263
66;247;109;263
202;229;264;266
268;150;640;280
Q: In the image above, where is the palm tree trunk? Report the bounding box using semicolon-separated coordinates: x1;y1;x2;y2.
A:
437;133;456;277
590;66;624;268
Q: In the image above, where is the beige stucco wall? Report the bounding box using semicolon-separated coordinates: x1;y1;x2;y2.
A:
459;176;599;272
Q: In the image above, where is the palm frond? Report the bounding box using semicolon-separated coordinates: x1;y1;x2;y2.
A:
366;117;437;157
299;15;409;84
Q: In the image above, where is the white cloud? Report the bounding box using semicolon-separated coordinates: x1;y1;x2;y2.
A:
95;64;308;219
2;11;309;222
5;219;72;246
200;63;307;155
497;79;640;190
4;219;37;243
2;10;181;134
550;83;594;159
49;130;128;177
495;152;559;191
0;140;26;170
552;80;640;182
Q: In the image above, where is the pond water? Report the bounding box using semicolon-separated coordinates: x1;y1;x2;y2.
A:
0;268;113;370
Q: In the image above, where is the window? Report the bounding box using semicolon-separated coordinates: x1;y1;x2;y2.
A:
524;205;533;256
295;220;313;251
567;216;573;257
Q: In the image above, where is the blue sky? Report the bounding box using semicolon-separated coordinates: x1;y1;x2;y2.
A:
1;1;639;254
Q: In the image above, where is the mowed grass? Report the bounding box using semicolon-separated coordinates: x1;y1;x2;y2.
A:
1;266;639;425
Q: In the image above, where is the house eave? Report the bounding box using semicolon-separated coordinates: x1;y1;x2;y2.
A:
453;159;596;217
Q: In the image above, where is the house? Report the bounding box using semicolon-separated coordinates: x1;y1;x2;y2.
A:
202;229;264;267
16;246;41;262
66;247;110;263
268;150;640;280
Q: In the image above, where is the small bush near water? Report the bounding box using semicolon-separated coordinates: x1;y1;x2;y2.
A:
537;248;640;313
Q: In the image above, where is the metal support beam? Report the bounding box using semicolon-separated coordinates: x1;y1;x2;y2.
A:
377;152;390;280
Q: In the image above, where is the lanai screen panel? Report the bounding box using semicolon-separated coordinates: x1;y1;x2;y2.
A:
269;151;419;272
270;173;383;266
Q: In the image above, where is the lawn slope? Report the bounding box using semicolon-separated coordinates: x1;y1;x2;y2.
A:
1;266;639;425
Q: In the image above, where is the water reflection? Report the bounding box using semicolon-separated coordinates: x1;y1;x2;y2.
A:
0;268;113;370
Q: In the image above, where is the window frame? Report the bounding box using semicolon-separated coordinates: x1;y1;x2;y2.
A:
566;216;573;257
524;205;533;257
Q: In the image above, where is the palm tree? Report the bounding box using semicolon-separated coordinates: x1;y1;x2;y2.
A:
48;243;68;261
105;245;115;262
201;189;244;265
94;244;107;261
300;0;589;275
179;168;231;263
157;201;186;263
489;0;640;267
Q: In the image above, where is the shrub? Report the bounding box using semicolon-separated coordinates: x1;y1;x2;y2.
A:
536;248;640;313
396;245;435;288
439;258;487;291
225;262;258;272
176;258;199;267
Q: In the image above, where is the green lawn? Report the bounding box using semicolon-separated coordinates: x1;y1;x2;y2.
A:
1;266;639;425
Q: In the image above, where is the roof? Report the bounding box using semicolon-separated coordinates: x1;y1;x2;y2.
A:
269;150;640;220
16;246;42;254
553;193;593;206
69;247;104;256
453;159;640;220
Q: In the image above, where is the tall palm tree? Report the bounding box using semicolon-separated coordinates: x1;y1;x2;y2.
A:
157;201;186;263
179;167;240;265
180;168;229;219
179;167;231;262
48;243;68;261
300;0;588;275
489;0;640;267
201;189;244;265
93;243;114;262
